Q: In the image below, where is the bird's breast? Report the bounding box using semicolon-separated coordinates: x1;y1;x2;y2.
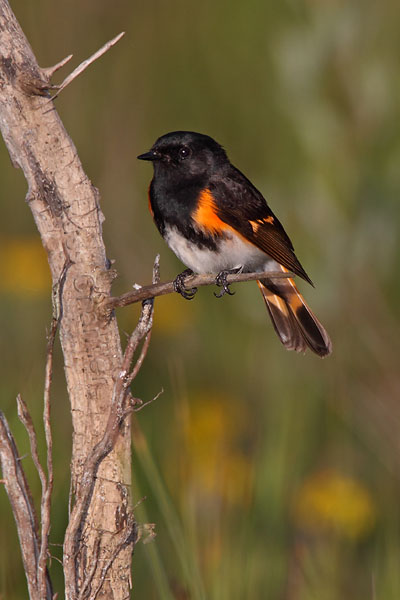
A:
163;223;270;274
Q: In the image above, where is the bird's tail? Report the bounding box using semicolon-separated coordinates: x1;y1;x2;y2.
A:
257;272;332;358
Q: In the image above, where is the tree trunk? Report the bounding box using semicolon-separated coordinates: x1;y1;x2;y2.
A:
0;1;133;597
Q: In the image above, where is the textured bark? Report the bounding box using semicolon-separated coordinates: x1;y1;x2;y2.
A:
0;1;133;598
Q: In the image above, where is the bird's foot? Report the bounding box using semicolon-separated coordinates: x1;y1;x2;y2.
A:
214;267;242;298
173;269;198;300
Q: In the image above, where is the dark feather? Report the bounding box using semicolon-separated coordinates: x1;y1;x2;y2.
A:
210;166;313;285
258;278;332;357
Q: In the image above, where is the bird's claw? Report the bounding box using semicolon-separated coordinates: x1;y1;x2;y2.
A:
214;268;241;298
173;269;198;300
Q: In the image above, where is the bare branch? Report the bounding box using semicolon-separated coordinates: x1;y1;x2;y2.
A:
0;412;40;599
15;258;70;599
126;330;152;387
49;32;125;101
15;392;55;599
102;269;294;313
17;395;48;501
118;254;160;390
0;262;70;600
38;270;64;599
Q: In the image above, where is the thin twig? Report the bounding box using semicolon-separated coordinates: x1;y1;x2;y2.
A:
118;254;160;391
0;412;40;598
15;258;70;600
102;269;294;313
38;319;57;597
48;553;63;566
16;395;47;501
49;32;125;101
38;257;71;598
15;369;51;598
42;54;73;80
126;330;152;387
133;389;164;413
16;395;54;597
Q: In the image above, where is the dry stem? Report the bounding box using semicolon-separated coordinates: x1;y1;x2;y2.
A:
13;259;70;598
0;412;53;599
102;269;294;315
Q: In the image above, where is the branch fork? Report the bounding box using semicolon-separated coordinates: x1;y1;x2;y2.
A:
44;32;125;101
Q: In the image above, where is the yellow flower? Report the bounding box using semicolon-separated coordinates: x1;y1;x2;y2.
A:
293;469;376;541
181;392;253;506
0;236;50;295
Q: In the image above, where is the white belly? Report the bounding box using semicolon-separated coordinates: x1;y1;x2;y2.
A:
164;224;279;274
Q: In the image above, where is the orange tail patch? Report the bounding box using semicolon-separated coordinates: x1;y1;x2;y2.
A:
257;277;332;357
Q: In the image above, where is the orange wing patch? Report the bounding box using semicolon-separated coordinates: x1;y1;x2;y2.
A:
193;189;228;234
250;216;274;233
193;189;270;251
249;220;260;233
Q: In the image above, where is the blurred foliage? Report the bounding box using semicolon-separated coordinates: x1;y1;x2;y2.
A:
1;0;400;598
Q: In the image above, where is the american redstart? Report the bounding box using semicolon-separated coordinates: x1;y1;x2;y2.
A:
138;131;332;357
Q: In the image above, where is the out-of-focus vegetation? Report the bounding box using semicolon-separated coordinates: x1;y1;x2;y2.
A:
1;0;400;598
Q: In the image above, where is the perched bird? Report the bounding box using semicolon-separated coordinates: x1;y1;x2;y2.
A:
138;131;332;357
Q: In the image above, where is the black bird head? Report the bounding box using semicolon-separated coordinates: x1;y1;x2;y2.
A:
137;131;228;180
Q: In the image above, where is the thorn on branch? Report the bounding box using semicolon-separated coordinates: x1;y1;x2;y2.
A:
42;54;73;80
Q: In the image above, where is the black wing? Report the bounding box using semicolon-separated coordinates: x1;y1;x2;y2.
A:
210;165;313;285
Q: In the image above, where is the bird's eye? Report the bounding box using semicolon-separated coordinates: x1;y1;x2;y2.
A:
179;146;191;160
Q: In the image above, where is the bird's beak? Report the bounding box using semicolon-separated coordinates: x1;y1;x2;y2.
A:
137;150;161;161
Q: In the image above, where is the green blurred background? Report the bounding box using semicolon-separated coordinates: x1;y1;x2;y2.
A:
1;0;400;598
